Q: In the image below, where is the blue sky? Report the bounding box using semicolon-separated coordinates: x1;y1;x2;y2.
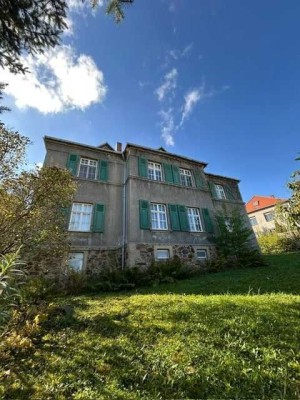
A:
1;0;299;201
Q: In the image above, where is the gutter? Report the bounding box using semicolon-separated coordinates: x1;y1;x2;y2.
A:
121;152;127;270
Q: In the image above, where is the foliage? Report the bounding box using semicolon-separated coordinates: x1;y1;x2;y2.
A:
0;253;299;399
0;0;134;75
0;123;31;181
0;250;26;332
0;166;76;274
277;156;300;235
0;83;9;114
257;231;300;254
70;257;195;294
0;125;76;277
212;208;265;269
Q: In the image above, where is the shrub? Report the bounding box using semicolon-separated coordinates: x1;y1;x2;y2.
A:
258;231;300;254
0;250;26;332
212;209;265;269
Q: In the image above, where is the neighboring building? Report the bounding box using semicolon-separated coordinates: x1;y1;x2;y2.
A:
44;136;255;274
246;195;287;235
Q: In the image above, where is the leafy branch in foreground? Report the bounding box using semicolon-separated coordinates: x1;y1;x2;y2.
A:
0;0;134;75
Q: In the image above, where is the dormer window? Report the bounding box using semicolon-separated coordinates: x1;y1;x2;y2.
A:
253;200;259;207
215;184;226;199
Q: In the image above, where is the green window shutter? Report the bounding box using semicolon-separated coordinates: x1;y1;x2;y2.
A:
168;204;180;231
194;169;206;189
66;154;79;176
172;165;180;184
178;205;189;231
201;208;214;233
138;157;148;178
208;181;217;198
163;163;174;183
98;160;108;181
139;200;150;229
224;185;235;201
93;204;105;232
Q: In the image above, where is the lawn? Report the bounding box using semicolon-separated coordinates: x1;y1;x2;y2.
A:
0;253;299;399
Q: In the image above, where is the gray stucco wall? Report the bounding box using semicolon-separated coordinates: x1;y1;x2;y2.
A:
45;138;124;249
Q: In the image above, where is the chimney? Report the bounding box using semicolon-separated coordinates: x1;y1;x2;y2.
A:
116;142;122;152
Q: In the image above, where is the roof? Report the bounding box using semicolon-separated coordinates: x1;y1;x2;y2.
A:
125;142;208;167
246;195;287;214
44;136;122;156
98;142;115;151
204;172;240;183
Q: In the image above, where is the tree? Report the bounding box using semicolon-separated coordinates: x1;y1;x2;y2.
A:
0;126;76;276
212;209;264;269
0;83;10;114
0;123;30;181
277;157;300;233
0;0;134;74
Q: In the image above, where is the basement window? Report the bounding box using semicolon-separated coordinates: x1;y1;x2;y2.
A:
196;249;208;260
156;249;170;260
68;253;84;272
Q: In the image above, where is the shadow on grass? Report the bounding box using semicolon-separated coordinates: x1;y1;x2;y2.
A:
2;293;300;399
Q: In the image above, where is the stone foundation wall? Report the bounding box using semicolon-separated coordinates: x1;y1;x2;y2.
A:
86;247;123;275
126;243;216;268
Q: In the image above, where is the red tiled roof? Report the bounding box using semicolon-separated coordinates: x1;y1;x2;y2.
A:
246;195;287;213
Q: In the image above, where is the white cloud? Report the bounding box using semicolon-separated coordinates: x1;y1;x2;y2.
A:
159;109;175;146
168;43;193;61
64;0;103;37
155;68;178;102
181;43;193;57
180;89;202;125
1;45;107;114
67;0;103;13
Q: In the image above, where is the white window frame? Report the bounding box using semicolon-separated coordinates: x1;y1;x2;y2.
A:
150;203;168;230
148;161;163;181
196;249;208;260
264;211;274;222
187;207;203;232
250;216;258;226
68;252;84;272
215;184;226;200
224;217;233;232
179;168;193;187
78;157;97;180
156;249;170;260
69;203;93;232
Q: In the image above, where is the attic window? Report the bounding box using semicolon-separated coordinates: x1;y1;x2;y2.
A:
253;201;259;206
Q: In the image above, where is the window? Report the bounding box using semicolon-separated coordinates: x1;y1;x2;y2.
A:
150;203;168;230
215;184;226;200
156;249;170;260
253;200;259;207
187;207;203;232
224;217;233;232
179;168;193;187
78;158;97;180
68;253;84;272
148;162;162;181
264;211;274;222
196;249;207;260
250;216;258;226
69;203;93;231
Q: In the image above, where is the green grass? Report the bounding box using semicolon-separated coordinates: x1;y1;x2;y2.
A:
1;253;299;399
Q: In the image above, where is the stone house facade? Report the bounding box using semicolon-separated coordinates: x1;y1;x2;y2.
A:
44;136;254;274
